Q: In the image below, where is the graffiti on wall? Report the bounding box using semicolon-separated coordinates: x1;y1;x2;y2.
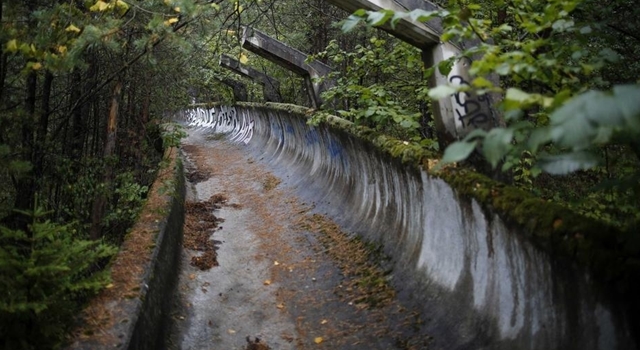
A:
448;74;492;130
183;106;254;144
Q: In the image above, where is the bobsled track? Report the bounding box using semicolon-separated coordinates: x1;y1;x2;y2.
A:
169;102;636;350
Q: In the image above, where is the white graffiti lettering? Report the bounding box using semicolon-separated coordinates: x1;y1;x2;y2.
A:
181;106;254;144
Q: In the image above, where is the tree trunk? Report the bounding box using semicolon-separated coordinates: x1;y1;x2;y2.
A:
0;0;5;106
33;71;53;187
90;81;122;240
10;71;38;230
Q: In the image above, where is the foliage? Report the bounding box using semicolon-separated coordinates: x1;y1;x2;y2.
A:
103;172;149;231
310;37;425;140
0;0;224;346
0;208;116;349
345;0;640;168
441;85;640;174
341;0;640;229
161;123;188;149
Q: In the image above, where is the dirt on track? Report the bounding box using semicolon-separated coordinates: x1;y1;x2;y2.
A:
168;129;432;350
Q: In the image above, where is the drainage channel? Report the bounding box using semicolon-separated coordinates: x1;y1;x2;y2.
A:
166;127;432;350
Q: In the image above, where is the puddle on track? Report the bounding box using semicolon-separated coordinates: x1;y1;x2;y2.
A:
167;128;432;350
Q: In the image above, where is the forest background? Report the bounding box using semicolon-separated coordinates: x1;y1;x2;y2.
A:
0;0;638;348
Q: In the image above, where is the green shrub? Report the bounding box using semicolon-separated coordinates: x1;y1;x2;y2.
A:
0;208;116;350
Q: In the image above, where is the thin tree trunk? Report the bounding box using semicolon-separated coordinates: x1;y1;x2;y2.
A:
69;69;84;159
11;71;38;230
0;0;5;106
33;71;53;186
90;81;122;240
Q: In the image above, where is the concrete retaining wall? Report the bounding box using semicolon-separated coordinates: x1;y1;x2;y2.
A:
69;149;185;350
182;104;637;350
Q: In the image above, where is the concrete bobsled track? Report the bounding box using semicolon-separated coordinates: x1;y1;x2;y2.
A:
179;103;636;350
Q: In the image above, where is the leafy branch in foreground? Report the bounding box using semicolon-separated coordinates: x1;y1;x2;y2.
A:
442;85;640;175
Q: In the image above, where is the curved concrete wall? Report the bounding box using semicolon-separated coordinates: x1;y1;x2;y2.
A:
181;105;636;350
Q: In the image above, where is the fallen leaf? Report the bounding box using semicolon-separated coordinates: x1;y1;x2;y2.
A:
314;337;323;344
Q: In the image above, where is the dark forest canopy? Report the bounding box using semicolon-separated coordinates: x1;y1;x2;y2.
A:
0;0;639;348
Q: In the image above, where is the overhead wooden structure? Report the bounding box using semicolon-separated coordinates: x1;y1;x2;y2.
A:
241;26;333;109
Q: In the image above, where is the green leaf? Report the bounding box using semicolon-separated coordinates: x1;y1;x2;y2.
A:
342;14;363;32
505;88;532;103
364;107;376;117
471;77;494;89
462;128;488;141
579;26;592;34
549;85;640;150
438;58;454;76
409;9;438;23
441;141;477;164
613;85;640;132
390;11;409;28
367;10;392;26
482;128;514;168
552;19;574;32
527;127;552;152
537;151;601;175
599;48;620;63
400;119;414;128
428;85;457;99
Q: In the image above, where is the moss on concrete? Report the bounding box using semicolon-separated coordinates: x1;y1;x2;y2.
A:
242;103;436;166
436;168;638;284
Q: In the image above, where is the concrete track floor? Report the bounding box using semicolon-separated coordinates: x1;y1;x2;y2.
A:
167;128;432;350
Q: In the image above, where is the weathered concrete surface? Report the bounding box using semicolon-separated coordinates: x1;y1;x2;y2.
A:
179;105;637;350
241;27;333;109
220;54;282;102
168;127;434;349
